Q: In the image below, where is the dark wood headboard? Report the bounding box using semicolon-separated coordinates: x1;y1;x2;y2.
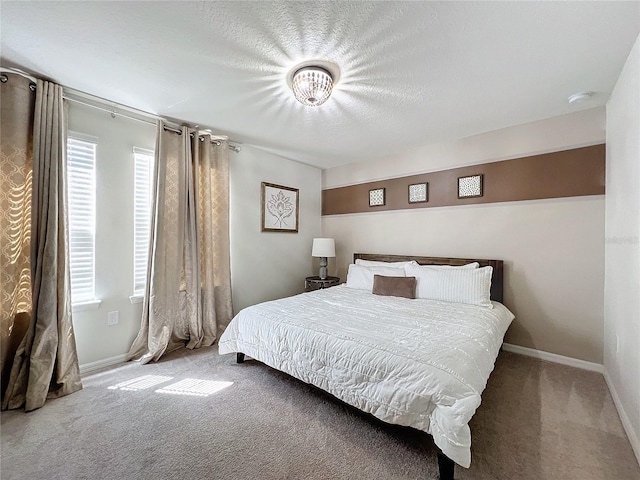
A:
353;253;504;303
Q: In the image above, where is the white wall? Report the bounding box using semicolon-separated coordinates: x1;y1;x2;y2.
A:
68;102;156;367
604;34;640;463
324;107;605;188
322;108;606;363
230;145;322;313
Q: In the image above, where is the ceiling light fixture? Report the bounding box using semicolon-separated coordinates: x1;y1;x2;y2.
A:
287;61;340;108
568;91;593;104
291;66;333;107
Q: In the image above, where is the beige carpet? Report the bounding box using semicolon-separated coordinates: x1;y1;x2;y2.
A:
1;347;638;480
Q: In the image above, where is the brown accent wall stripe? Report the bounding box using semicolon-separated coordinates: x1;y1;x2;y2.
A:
322;144;605;215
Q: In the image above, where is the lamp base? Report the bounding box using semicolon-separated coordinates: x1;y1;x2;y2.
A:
318;257;328;280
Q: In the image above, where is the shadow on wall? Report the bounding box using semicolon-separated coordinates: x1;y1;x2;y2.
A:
504;261;554;353
505;258;602;362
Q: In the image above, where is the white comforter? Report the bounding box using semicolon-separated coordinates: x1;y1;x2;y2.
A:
218;285;514;468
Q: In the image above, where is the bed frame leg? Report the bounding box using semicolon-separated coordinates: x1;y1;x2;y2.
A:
437;453;455;480
236;352;245;364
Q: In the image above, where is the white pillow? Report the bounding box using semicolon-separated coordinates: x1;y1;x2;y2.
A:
356;259;478;269
409;262;479;270
345;264;406;291
404;263;493;308
355;259;416;268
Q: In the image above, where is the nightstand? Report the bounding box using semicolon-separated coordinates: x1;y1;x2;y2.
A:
305;276;340;292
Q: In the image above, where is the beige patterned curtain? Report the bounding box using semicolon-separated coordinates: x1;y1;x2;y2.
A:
127;123;232;364
2;77;82;411
1;73;35;401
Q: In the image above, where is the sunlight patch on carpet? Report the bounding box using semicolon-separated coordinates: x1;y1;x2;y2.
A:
155;379;233;397
108;375;173;391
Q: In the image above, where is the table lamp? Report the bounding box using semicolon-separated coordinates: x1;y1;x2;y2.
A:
312;238;335;280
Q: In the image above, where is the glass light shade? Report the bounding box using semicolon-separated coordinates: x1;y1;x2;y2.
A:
312;238;335;257
292;67;333;107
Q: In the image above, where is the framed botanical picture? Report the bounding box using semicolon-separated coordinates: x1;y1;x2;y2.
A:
261;182;299;233
458;174;483;199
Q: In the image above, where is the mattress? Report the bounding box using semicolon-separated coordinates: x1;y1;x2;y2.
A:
218;285;514;467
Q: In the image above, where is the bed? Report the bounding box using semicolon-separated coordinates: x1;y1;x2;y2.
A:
218;254;514;480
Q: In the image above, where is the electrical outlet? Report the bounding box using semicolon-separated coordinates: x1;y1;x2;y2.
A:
107;311;119;326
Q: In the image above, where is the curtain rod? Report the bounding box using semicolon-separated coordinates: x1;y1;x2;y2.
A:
161;124;225;146
0;66;241;153
63;95;157;127
0;67;37;83
64;89;241;153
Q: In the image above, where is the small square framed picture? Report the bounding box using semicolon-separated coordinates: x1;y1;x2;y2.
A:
408;183;428;203
458;174;483;199
369;188;385;207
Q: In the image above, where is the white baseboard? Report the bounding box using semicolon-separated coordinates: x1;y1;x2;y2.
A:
501;343;604;373
79;354;128;374
603;370;640;466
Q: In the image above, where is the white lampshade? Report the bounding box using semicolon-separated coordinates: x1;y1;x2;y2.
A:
312;238;335;258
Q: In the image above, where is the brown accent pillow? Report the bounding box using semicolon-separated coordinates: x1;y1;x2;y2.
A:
372;275;416;299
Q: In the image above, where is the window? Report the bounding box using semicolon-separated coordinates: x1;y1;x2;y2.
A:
67;135;97;304
133;147;154;297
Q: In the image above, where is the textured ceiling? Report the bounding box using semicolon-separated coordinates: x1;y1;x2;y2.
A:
1;1;639;169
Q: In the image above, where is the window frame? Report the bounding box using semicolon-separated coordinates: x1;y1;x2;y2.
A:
131;147;155;302
66;132;101;310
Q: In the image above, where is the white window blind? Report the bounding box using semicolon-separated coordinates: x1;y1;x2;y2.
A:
133;148;154;296
67;136;97;303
